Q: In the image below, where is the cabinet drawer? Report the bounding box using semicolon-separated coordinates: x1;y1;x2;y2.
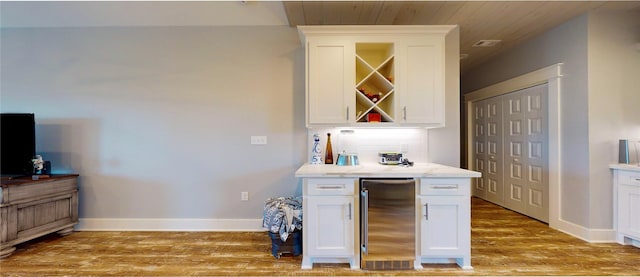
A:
420;178;470;196
620;171;640;187
305;178;356;196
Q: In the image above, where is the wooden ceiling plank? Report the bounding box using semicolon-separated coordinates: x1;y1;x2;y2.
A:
375;1;411;25
424;1;466;24
442;1;488;25
458;2;533;70
282;1;305;27
411;1;446;25
322;2;349;25
302;1;325;25
457;2;516;44
460;2;546;53
337;2;367;25
390;1;426;25
356;1;384;25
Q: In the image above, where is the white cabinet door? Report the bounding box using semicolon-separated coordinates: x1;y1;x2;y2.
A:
419;195;469;257
307;40;355;125
397;36;445;126
619;183;640;240
305;196;354;256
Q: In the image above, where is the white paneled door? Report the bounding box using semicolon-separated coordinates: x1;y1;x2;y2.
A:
485;97;504;205
522;84;548;222
471;84;548;223
472;96;504;205
472;102;487;198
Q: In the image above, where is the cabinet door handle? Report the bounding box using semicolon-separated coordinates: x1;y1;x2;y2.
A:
403;106;407;120
316;185;345;190
431;185;459;189
424;203;429;220
348;203;352;220
346;106;350;121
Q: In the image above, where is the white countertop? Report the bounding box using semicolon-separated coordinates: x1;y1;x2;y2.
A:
610;163;640;172
295;163;481;178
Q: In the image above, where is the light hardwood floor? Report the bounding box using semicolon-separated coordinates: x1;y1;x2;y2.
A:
1;197;639;276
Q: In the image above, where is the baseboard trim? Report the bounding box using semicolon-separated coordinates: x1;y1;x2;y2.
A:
77;217;616;242
77;218;266;232
554;219;616;243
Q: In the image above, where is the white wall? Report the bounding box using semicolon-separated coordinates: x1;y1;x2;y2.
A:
429;26;461;167
462;9;640;233
587;9;640;228
1;26;307;226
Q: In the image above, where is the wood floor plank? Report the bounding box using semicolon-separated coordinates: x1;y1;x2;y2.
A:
1;197;639;276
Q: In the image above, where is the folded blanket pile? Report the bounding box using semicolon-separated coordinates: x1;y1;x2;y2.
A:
262;196;302;242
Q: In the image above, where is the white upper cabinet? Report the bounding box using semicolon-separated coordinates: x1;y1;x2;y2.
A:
298;25;455;128
398;36;445;125
307;39;355;125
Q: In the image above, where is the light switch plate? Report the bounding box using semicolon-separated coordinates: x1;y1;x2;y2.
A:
251;136;267;145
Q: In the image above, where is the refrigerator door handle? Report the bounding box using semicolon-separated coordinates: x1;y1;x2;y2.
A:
361;189;369;255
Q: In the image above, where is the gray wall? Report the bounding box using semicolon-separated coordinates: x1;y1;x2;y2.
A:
462;10;640;229
2;24;463;225
1;26;307;219
587;10;640;228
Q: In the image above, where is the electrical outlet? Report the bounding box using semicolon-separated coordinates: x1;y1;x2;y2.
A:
241;191;249;201
250;136;267;145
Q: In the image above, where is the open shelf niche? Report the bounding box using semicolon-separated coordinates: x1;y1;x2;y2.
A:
355;43;395;123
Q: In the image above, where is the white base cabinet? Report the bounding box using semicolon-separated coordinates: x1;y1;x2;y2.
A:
299;175;474;270
612;167;640;247
302;178;359;269
415;178;472;270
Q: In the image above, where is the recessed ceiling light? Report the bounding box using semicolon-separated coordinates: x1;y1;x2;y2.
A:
472;40;501;47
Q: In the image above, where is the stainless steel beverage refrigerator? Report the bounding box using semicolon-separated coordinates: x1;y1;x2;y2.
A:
360;178;416;270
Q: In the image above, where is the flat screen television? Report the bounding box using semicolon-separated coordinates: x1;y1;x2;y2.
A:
1;113;36;177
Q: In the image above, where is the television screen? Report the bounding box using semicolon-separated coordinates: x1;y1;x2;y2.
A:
1;113;36;177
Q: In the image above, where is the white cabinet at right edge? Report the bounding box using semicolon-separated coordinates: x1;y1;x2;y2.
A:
611;165;640;248
416;178;472;269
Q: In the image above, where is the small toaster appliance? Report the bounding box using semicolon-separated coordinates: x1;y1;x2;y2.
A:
378;152;404;165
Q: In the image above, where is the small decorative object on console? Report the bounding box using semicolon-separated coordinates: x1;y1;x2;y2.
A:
32;155;44;174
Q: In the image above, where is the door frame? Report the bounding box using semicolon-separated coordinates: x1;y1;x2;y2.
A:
464;63;562;229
